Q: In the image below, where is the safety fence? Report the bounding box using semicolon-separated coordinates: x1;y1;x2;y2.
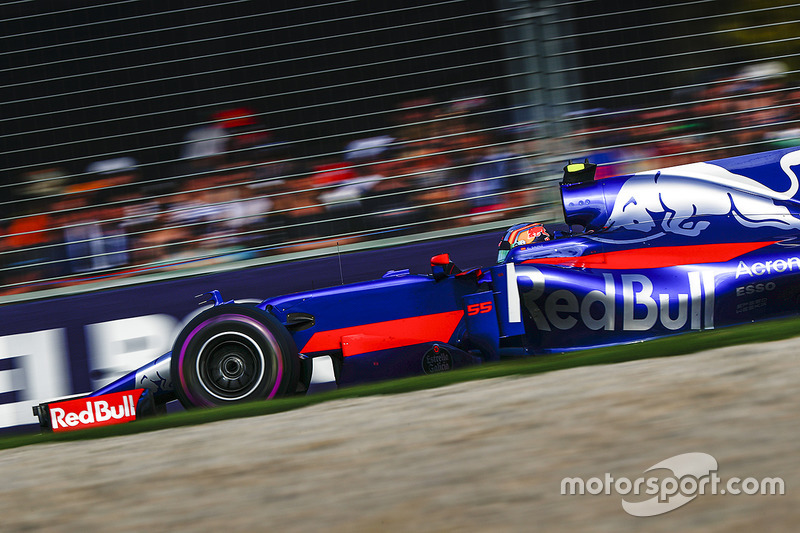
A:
1;0;798;300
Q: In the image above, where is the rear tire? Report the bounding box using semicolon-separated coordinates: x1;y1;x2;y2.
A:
171;304;299;408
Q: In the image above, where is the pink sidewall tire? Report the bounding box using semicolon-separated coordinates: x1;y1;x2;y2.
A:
171;304;299;409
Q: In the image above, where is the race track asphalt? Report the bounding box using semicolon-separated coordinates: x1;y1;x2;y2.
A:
1;337;797;531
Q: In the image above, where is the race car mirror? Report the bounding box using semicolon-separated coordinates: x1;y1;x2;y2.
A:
431;253;461;280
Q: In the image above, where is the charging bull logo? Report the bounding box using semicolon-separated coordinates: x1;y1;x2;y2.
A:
606;150;800;237
527;225;551;242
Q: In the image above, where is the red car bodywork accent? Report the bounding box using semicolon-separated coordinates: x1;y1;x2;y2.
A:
300;310;464;356
48;389;144;433
521;241;777;270
430;253;451;266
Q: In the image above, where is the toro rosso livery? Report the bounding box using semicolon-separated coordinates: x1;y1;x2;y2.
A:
35;147;800;431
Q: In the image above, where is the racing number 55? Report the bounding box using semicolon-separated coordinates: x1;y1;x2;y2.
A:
467;301;493;316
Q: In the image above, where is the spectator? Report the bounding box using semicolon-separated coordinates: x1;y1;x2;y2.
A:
406;150;459;229
364;159;416;235
462;145;520;223
3;198;56;290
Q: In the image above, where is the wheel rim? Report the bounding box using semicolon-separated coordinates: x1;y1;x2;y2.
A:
196;331;267;401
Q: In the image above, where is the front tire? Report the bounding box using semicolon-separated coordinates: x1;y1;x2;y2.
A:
171;304;299;408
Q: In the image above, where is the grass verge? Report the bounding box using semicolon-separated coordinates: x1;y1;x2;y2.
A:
2;315;799;450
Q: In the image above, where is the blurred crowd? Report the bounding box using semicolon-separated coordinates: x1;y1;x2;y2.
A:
3;63;800;296
1;94;541;295
570;63;800;178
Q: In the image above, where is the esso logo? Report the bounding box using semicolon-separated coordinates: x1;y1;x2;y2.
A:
736;282;776;297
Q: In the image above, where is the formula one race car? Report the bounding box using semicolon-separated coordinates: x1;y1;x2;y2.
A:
35;147;800;432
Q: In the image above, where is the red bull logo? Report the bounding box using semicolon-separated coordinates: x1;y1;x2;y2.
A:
606;149;800;238
526;224;551;242
48;389;143;432
517;267;716;332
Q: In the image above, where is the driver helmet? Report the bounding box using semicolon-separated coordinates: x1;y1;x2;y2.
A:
497;222;553;263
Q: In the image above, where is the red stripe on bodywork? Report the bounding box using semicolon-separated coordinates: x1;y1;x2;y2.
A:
300;310;464;356
522;241;777;270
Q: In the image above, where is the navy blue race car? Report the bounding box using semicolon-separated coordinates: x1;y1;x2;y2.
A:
35;147;800;431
